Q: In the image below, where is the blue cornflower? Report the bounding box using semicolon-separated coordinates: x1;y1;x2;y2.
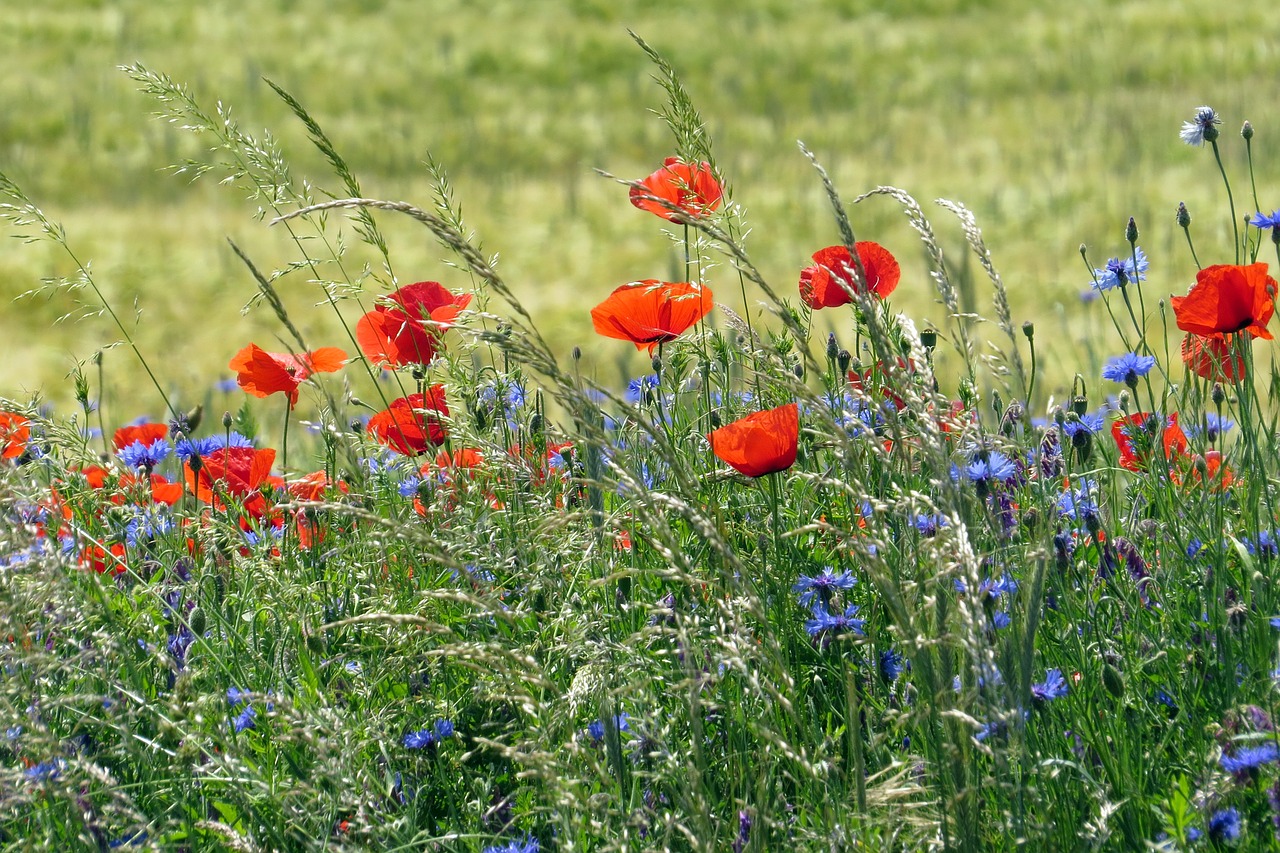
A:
107;830;148;848
792;567;856;607
585;713;630;744
233;705;257;732
482;836;540;853
397;473;422;498
912;513;949;537
1207;806;1241;842
1101;353;1156;386
805;602;865;639
1185;413;1235;442
991;611;1012;630
961;451;1018;489
227;686;248;706
118;439;171;470
403;729;435;749
1187;538;1205;559
1092;247;1149;291
625;375;659;404
1220;741;1279;774
1061;412;1104;441
1250;210;1280;230
214;377;239;393
1031;668;1069;703
24;758;65;781
432;719;455;740
879;648;905;682
1247;530;1279;559
1180;105;1221;146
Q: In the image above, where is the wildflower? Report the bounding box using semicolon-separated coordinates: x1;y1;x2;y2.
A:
585;713;630;744
792;567;856;607
232;704;257;733
912;513;949;537
707;403;798;478
1181;332;1248;382
113;422;167;451
228;343;346;408
733;811;752;853
1180;105;1221;146
1111;412;1188;472
174;432;251;462
625;374;660;404
629;157;723;221
879;648;906;682
0;411;30;459
1092;247;1149;291
23;758;65;782
1101;353;1156;387
1031;669;1068;703
482;836;540;853
799;242;901;309
590;280;713;354
959;450;1018;495
356;281;471;368
367;388;450;456
185;446;277;502
1171;263;1276;340
1251;209;1280;233
805;601;865;639
1221;742;1279;775
117;438;171;471
1208;807;1241;843
1247;530;1278;559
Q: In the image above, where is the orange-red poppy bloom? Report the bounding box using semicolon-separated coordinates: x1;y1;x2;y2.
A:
356;281;471;367
229;344;347;409
591;280;713;354
1111;412;1188;473
1171;263;1276;339
367;387;450;456
799;243;900;310
629;158;723;222
82;542;127;576
113;422;167;451
185;446;277;503
707;402;799;478
0;412;30;459
1181;332;1247;382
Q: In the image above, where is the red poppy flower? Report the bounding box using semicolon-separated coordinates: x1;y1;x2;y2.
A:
629;158;723;222
1181;332;1247;382
707;402;799;477
82;542;127;576
185;446;277;503
113;422;167;451
1111;412;1188;473
0;412;30;459
799;243;900;310
356;281;471;367
591;280;713;354
367;387;450;456
1171;263;1276;339
229;344;347;409
287;470;346;502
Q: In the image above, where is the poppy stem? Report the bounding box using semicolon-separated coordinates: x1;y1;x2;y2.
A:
281;395;291;479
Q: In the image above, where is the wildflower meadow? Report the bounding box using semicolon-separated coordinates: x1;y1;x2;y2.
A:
5;29;1280;853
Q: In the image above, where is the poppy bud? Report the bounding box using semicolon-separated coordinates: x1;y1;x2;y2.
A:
411;365;427;382
1071;394;1088;416
1242;120;1254;141
189;606;206;637
1021;321;1034;340
529;413;543;432
709;410;721;429
1102;663;1125;699
93;350;103;366
837;349;852;375
1194;455;1210;479
222;411;233;429
572;346;582;361
826;332;839;361
920;329;937;350
651;355;662;374
1212;384;1226;405
1053;407;1067;429
1117;390;1131;413
305;632;326;656
793;363;804;380
1176;202;1191;229
348;418;363;434
187;405;204;433
1125;216;1139;245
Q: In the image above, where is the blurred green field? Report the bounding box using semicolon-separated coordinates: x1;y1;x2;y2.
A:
2;0;1277;418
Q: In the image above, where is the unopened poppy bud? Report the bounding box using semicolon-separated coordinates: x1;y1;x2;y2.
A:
1242;120;1254;141
826;332;839;361
1102;663;1126;699
920;329;937;350
411;365;427;382
185;405;203;434
222;411;233;429
348;418;363;434
1021;321;1034;340
1176;202;1191;228
1194;456;1210;479
529;413;543;432
709;410;721;429
572;346;581;361
93;350;103;366
189;606;206;637
837;349;852;375
793;363;804;380
1071;395;1088;416
651;355;662;374
1125;217;1139;245
1212;384;1226;405
1117;390;1131;413
1053;406;1067;429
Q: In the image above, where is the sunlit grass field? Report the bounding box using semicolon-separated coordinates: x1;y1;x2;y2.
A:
2;0;1277;411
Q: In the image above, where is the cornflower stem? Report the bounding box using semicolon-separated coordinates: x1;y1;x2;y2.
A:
1273;237;1280;273
95;353;109;457
1025;331;1037;414
281;395;291;480
1129;243;1147;348
1182;224;1202;270
1247;136;1261;216
1081;256;1136;354
1210;139;1240;263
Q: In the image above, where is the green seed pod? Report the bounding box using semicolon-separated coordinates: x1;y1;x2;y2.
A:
1176;202;1191;228
189;606;206;637
1102;663;1125;698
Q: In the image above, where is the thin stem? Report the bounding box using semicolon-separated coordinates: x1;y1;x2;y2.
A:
1210;139;1240;263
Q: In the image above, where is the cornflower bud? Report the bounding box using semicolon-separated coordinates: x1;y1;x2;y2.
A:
826;332;839;361
1125;216;1139;245
1242;120;1254;141
1176;201;1191;228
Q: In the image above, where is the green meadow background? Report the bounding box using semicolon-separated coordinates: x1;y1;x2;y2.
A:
1;0;1277;417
